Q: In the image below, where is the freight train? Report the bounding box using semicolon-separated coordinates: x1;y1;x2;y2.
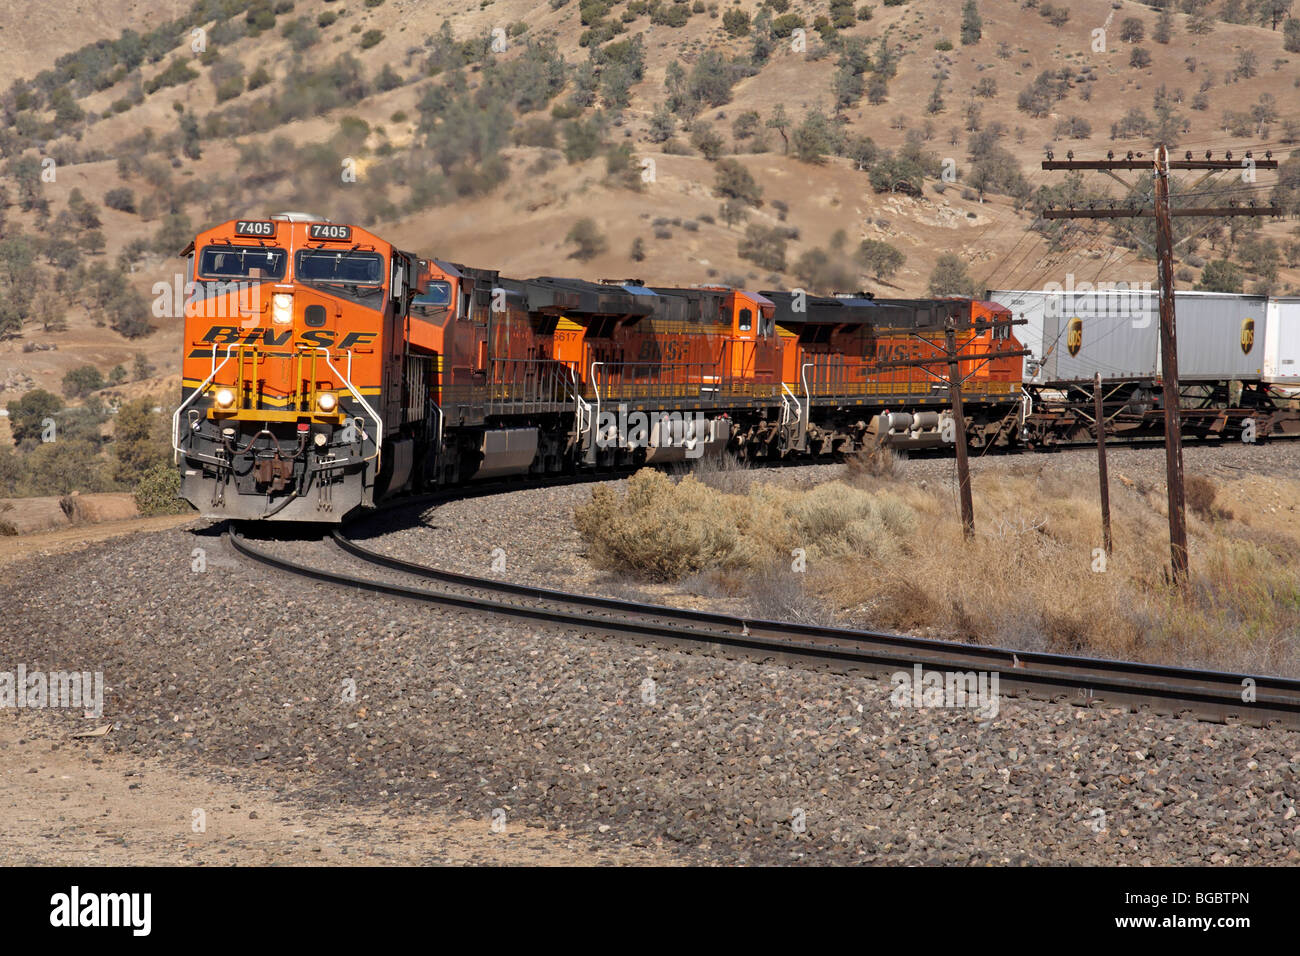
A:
173;214;1025;521
172;214;1298;522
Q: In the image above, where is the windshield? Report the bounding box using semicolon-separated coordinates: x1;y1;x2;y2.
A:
295;249;385;285
412;281;452;308
199;245;287;280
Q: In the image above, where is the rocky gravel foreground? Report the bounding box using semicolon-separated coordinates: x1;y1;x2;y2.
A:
2;458;1299;864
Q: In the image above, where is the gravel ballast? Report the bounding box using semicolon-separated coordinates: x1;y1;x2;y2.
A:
1;445;1298;864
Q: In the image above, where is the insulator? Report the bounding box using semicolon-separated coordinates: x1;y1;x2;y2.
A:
1225;150;1232;161
1046;150;1054;160
1107;150;1114;160
1066;150;1074;160
1266;150;1273;160
1245;151;1253;159
1184;151;1192;161
1205;151;1213;160
1126;151;1134;161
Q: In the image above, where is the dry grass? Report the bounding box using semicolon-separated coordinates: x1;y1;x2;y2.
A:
845;440;903;486
575;467;1300;675
675;451;754;495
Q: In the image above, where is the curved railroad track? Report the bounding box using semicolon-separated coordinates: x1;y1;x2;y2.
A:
228;496;1300;731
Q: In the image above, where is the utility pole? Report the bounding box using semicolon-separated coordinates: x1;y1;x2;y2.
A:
1152;146;1187;578
1093;372;1112;556
875;311;1027;539
946;320;975;539
1039;147;1280;583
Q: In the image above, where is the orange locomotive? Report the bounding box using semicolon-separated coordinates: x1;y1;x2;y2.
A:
174;215;1025;522
765;293;1023;452
174;213;426;520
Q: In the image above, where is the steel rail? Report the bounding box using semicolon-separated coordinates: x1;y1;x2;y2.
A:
228;523;1300;730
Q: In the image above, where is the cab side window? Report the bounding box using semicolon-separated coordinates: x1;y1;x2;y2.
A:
738;308;753;332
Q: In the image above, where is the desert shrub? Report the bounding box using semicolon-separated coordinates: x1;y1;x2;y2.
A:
134;461;191;516
927;252;976;296
713;158;762;205
573;470;917;580
113;396;170;485
722;8;750;35
690;122;725;159
144;57;198;95
1185;475;1232;522
19;439;114;495
62;364;104;399
737;223;787;272
575;471;743;579
790;109;842;163
104;188;136;213
6;389;63;444
566;218;607;260
562;116;605;161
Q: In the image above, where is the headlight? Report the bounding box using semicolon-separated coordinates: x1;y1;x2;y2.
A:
317;391;337;412
214;388;235;409
272;293;293;325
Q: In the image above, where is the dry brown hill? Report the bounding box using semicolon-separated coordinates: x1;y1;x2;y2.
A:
2;0;1298;423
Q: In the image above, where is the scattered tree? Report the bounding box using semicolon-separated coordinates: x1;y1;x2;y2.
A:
565;218;608;261
1194;259;1243;293
856;239;906;280
927;253;976;297
62;364;105;399
960;0;982;44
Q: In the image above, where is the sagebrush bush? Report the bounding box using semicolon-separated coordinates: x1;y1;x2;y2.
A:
133;462;191;516
573;469;916;580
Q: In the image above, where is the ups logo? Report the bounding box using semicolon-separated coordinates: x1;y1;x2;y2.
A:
1240;318;1255;355
1066;317;1083;357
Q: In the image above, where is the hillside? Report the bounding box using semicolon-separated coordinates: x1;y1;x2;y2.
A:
1;0;1299;490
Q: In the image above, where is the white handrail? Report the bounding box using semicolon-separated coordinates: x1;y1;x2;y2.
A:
172;344;236;463
317;348;383;471
589;361;604;448
780;382;801;426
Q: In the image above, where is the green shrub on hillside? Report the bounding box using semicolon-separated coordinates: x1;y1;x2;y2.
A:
62;365;105;399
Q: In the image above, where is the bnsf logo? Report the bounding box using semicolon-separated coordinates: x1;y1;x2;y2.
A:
876;343;917;363
199;325;378;348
